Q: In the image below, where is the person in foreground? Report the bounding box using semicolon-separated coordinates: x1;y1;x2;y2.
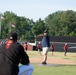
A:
0;32;34;75
41;30;50;65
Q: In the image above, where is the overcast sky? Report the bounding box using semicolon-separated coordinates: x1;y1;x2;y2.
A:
0;0;76;21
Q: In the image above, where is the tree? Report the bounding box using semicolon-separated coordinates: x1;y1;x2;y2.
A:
32;18;46;37
1;11;35;41
45;10;76;36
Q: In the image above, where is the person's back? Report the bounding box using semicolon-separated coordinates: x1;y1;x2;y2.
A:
0;32;31;75
0;41;29;75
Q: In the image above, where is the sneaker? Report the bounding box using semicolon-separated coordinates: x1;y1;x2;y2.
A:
42;61;47;65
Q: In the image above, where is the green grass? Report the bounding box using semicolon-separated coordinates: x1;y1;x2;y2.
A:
33;65;76;75
27;51;76;62
27;51;76;75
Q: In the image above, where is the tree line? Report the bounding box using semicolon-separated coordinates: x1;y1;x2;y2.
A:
0;10;76;41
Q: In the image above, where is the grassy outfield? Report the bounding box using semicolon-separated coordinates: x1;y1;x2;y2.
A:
27;51;76;75
27;51;76;62
33;65;76;75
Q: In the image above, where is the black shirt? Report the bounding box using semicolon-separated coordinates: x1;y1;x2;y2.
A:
0;42;30;75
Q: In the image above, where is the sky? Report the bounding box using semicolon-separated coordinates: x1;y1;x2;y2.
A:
0;0;76;21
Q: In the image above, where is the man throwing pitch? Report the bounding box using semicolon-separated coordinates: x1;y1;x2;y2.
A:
41;30;50;64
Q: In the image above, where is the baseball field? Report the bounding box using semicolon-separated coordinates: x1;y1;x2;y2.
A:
27;51;76;75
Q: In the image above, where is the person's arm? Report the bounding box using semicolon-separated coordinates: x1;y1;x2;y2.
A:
19;45;30;65
46;35;50;47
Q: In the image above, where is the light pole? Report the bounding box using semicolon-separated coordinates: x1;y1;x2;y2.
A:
0;13;1;39
0;13;5;39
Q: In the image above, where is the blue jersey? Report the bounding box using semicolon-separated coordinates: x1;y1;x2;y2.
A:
42;35;50;47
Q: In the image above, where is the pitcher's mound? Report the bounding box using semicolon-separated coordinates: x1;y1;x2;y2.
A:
34;63;65;66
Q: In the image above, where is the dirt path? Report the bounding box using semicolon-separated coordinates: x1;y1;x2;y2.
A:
30;57;76;65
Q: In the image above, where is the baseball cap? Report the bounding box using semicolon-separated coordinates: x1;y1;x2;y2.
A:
8;32;18;41
65;43;67;45
44;30;48;33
